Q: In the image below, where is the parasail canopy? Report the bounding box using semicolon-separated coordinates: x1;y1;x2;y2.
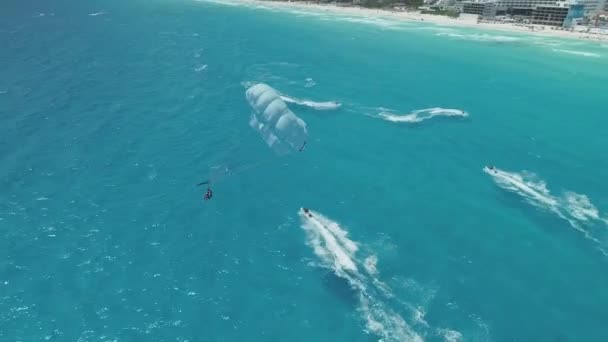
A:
246;83;308;155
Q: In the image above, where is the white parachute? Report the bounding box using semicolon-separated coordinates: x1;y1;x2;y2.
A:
246;83;308;155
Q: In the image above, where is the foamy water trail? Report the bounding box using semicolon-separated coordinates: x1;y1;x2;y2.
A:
281;95;341;111
194;64;208;72
563;192;602;222
299;209;469;341
553;49;601;58
483;167;558;209
484;167;608;254
299;208;426;341
379;107;468;123
239;82;340;110
33;13;55;18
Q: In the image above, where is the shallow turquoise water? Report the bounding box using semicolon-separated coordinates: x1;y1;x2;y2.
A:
2;0;608;341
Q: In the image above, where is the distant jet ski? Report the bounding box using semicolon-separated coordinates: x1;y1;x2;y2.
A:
301;207;313;218
486;165;497;173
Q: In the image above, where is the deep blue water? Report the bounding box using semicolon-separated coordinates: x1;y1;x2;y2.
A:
2;0;608;341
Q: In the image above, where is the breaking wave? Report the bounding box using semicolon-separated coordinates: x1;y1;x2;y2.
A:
197;0;242;7
532;39;563;47
299;208;463;341
436;32;520;43
280;94;342;111
563;192;602;222
553;49;601;58
484;167;608;254
379;107;468;123
333;16;402;30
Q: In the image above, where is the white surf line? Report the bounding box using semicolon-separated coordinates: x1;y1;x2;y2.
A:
553;49;601;58
435;32;521;43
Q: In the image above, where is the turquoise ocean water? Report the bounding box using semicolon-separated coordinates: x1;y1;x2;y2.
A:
2;0;608;341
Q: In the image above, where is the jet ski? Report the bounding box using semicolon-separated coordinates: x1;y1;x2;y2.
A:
301;207;313;218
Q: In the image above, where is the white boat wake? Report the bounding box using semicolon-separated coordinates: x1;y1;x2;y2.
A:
299;208;462;341
379;107;468;123
240;81;341;110
484;167;608;254
280;94;341;111
33;12;55;18
194;64;208;72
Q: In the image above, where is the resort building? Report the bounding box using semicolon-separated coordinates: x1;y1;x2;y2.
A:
459;0;599;19
577;0;607;14
462;1;498;16
532;3;585;26
532;4;569;24
492;0;602;15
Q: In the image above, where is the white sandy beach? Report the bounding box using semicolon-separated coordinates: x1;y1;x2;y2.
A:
219;0;608;43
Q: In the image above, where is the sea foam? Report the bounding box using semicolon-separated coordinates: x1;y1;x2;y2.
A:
281;95;341;111
436;32;520;43
379;107;468;123
300;208;462;341
300;209;423;341
484;167;608;254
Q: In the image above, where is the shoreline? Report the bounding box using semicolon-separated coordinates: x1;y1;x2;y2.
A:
216;0;608;43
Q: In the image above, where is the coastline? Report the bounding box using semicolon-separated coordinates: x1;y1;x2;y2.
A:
215;0;608;43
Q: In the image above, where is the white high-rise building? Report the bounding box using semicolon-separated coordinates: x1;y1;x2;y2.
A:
495;0;560;8
493;0;603;15
575;0;605;13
